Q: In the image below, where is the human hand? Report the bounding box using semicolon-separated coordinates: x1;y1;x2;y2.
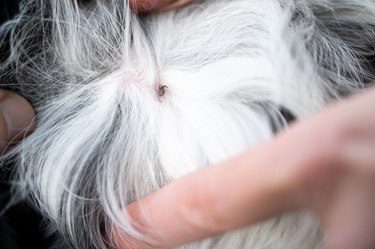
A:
113;87;375;249
299;87;375;249
129;0;193;13
0;89;35;152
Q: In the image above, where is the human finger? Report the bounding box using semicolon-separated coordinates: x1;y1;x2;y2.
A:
114;135;315;248
129;0;193;13
0;89;35;152
113;87;375;249
321;136;375;249
294;87;375;249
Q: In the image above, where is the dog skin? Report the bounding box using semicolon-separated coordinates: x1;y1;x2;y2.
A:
1;0;375;249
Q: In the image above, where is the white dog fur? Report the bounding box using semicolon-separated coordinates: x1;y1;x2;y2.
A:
1;0;375;248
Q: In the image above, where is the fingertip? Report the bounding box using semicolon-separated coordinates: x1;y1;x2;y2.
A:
0;90;36;151
130;0;192;14
129;0;159;13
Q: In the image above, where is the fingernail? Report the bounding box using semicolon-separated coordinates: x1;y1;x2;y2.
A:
0;90;35;142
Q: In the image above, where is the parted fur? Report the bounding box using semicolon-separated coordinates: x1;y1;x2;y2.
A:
1;0;375;248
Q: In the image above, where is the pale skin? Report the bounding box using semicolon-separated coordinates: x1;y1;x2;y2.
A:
2;1;375;248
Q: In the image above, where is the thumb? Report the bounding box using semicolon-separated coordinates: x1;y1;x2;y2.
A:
0;90;35;152
129;0;193;13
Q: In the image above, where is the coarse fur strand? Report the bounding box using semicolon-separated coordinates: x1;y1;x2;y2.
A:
1;0;375;248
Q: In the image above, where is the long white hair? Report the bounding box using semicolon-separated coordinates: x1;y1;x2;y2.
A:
1;0;375;248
